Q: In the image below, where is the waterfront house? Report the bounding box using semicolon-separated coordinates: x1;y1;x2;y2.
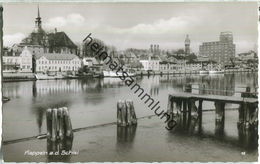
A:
139;54;160;71
3;46;33;73
35;53;81;73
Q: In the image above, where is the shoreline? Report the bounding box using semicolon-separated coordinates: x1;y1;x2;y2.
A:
2;70;257;83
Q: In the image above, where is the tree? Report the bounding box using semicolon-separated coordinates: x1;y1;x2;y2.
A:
83;38;109;58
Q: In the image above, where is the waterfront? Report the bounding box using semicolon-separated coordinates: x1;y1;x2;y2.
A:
2;72;258;162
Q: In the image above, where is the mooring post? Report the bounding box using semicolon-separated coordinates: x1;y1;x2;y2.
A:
129;100;137;125
117;100;137;126
46;108;52;139
198;100;203;134
51;108;58;141
57;108;64;140
188;99;198;133
117;100;123;125
121;102;127;126
214;101;225;136
63;107;73;138
126;100;132;125
182;99;187;128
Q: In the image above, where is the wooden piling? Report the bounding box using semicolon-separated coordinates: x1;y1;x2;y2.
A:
128;100;137;125
51;108;58;141
63;107;73;138
57;108;64;140
117;100;137;126
214;101;225;135
45;107;73;142
46;108;52;139
198;100;203;134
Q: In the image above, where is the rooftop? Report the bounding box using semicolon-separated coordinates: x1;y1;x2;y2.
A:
35;53;79;60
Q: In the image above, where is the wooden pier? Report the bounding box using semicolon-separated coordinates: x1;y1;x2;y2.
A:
167;87;258;147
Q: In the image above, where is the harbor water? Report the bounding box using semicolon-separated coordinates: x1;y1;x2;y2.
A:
2;72;258;162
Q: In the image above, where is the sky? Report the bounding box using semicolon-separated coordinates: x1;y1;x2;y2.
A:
2;2;258;54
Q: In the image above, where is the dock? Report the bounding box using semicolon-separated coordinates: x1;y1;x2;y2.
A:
167;86;258;147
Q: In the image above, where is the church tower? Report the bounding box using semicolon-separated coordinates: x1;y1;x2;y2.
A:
185;34;190;55
34;5;42;32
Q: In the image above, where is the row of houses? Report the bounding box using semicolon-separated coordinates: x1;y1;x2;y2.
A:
3;46;81;73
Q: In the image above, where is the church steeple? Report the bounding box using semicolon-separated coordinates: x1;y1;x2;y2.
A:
34;5;42;32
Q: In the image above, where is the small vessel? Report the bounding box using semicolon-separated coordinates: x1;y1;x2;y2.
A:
103;70;135;77
209;70;225;74
35;73;64;80
199;70;209;74
2;96;10;103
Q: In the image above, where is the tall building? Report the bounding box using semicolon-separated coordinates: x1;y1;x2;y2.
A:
184;35;190;55
199;32;235;66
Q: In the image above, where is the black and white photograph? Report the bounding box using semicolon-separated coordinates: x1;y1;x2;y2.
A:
0;1;259;163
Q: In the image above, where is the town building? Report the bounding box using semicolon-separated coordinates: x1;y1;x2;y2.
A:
159;61;177;71
20;47;33;72
35;53;81;73
3;47;33;72
199;31;235;66
140;54;160;71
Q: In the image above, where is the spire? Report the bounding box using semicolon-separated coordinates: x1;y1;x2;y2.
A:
37;5;40;18
34;5;42;32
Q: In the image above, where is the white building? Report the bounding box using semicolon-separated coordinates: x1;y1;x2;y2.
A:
82;57;99;67
140;56;160;71
3;46;33;72
2;56;21;72
20;47;33;72
35;53;82;73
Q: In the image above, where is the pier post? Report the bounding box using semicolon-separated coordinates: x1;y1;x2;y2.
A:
57;108;64;140
188;99;198;133
117;100;123;125
46;108;52;139
63;107;73;138
198;100;203;134
51;108;58;141
214;101;225;136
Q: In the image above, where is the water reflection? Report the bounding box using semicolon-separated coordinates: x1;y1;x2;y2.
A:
116;125;137;151
168;100;257;150
47;138;74;162
2;72;258;145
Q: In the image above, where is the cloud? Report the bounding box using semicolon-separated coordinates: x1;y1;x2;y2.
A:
98;16;197;35
45;13;85;29
3;33;25;47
